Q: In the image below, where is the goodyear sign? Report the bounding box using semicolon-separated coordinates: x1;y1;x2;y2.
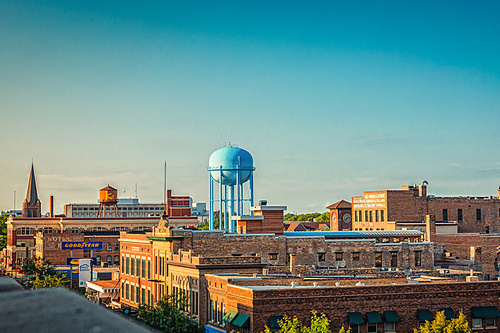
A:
61;241;103;250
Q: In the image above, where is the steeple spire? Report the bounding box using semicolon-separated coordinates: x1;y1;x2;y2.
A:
26;163;39;205
22;163;41;218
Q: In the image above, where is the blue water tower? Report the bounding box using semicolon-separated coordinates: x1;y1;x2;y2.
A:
208;146;255;232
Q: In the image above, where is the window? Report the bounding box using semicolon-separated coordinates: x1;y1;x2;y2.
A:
96;256;101;265
352;252;360;261
106;255;112;264
114;255;119;265
390;252;398;267
126;284;129;300
382;238;390;243
385;322;395;332
381;210;384;222
121;256;125;274
368;323;377;333
375;252;382;267
114;243;119;251
335;252;343;261
365;210;368;222
269;253;278;260
142;259;146;278
443;209;448;222
477;209;482;221
107;243;112;251
350;324;359;333
318;253;326;262
369;211;373;222
147;260;151;279
414;251;422;267
486;317;495;327
393;238;400;243
126;257;130;274
136;259;141;276
472;318;482;328
458;209;463;221
131;258;135;276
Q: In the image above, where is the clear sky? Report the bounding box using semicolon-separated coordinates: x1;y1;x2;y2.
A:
1;1;499;214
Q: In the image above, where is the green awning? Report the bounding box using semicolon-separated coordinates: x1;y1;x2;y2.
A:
471;306;500;318
270;316;284;329
366;311;382;323
223;310;238;323
440;308;455;320
232;313;250;328
384;311;400;323
348;312;364;325
417;309;433;321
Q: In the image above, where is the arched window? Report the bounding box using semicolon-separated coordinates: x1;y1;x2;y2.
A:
96;256;101;265
114;255;119;265
106;256;112;264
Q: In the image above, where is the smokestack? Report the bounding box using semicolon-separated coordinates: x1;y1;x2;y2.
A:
425;214;436;242
50;196;54;218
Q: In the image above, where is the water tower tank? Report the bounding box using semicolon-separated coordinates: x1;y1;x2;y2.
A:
99;185;118;205
209;146;253;186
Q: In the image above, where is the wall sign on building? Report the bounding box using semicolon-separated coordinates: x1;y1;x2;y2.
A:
61;241;103;250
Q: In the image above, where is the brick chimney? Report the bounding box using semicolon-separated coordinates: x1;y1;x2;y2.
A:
425;214;436;242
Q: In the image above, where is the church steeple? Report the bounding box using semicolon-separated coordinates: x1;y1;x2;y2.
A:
22;163;41;218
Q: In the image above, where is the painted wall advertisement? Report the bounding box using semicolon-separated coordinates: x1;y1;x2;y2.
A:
78;258;91;287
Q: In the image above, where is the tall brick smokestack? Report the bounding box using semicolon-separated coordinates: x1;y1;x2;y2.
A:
50;196;54;218
425;214;436;242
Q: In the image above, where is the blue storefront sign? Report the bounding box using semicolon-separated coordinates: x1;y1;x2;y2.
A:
61;241;103;250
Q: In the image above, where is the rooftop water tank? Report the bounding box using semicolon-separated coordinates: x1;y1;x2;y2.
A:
208;146;254;186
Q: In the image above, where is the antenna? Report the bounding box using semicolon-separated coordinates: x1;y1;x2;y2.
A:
163;161;167;214
135;182;138;198
228;127;231;146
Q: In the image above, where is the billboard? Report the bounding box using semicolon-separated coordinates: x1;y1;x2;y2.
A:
66;257;97;266
61;241;103;250
79;258;91;287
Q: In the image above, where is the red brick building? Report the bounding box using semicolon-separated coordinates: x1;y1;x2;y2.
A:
119;232;154;310
207;273;500;333
326;200;352;231
352;183;500;233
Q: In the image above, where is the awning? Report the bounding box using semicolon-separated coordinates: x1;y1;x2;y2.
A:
348;312;364;325
366;311;382;323
270;316;284;329
417;309;433;321
471;306;500;318
232;313;250;328
222;310;238;323
384;311;400;323
440;308;455;320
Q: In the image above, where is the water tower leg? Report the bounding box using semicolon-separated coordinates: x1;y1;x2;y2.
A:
209;175;213;230
250;173;254;216
236;169;241;216
219;169;223;231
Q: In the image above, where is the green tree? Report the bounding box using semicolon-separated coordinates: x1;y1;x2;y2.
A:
0;215;7;251
316;213;330;223
138;293;205;333
32;274;69;289
416;311;471;333
21;257;57;280
263;311;349;333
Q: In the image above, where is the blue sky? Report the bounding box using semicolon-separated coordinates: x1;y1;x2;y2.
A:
1;1;499;214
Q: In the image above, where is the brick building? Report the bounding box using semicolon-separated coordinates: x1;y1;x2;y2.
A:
5;216;168;268
64;189;193;218
118;210;434;329
119;232;154;310
352;183;500;233
35;231;122;266
326;200;352;231
207;273;500;333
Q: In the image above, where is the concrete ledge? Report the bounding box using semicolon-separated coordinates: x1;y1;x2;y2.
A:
0;282;151;332
0;277;24;293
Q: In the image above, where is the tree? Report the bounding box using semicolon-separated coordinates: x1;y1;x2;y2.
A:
21;257;57;280
416;311;471;333
138;293;205;333
32;274;69;289
263;311;350;333
0;215;7;251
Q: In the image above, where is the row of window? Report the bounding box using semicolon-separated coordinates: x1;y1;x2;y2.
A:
209;299;226;327
121;256;151;280
72;206;164;211
350;322;395;333
316;251;422;267
354;210;385;223
121;282;152;306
